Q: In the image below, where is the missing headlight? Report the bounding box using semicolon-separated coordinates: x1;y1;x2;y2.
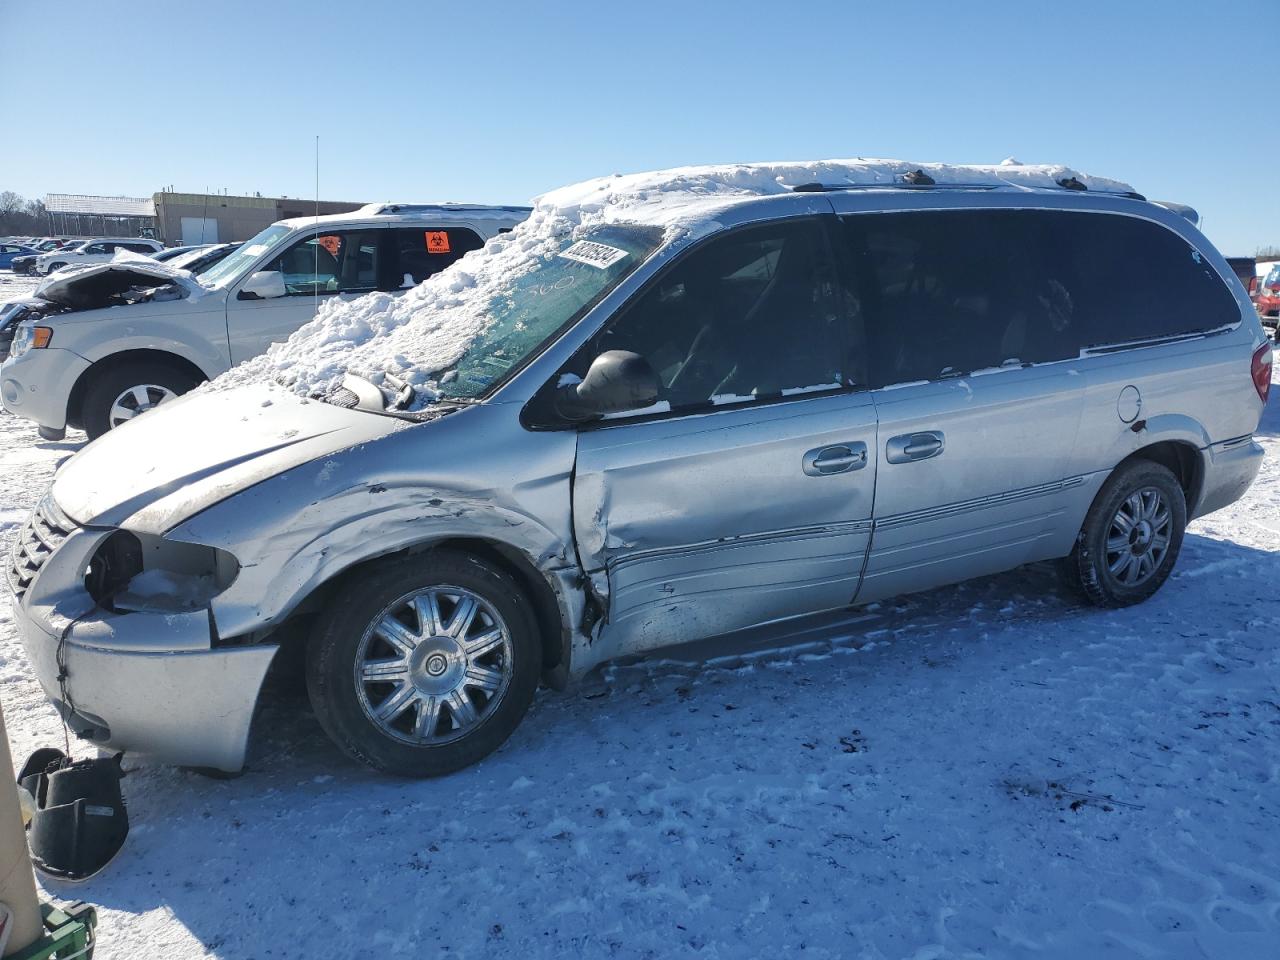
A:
85;531;238;613
85;531;143;608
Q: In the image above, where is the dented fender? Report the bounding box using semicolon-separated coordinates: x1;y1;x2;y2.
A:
165;403;591;659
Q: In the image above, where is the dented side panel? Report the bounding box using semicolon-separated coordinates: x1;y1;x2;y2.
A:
571;392;880;674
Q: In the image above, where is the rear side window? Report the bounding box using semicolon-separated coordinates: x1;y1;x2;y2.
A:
393;227;484;286
839;209;1239;387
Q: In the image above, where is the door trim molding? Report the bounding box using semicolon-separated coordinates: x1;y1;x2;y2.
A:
605;518;874;573
873;475;1086;531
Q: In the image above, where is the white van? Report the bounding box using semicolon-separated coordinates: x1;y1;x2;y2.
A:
1;203;531;438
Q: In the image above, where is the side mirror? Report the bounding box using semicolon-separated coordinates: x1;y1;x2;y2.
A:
555;351;659;421
238;270;287;300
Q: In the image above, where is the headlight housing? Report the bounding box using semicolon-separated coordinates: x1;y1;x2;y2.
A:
86;530;239;613
10;324;52;357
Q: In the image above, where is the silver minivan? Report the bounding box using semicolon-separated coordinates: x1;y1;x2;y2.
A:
7;161;1270;777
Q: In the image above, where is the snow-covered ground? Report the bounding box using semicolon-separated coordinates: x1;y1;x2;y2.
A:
0;271;39;303
0;270;1278;959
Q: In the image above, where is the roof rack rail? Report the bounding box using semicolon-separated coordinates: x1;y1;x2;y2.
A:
362;202;535;215
786;180;1147;201
787;181;1001;194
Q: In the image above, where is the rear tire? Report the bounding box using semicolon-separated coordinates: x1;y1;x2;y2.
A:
1062;460;1186;607
80;361;198;440
306;550;540;778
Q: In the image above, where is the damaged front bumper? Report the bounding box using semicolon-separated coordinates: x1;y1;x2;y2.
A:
8;500;279;773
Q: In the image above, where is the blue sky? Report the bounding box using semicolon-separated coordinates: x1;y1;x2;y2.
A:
3;0;1276;254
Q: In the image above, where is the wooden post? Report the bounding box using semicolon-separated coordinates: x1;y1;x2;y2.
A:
0;703;43;956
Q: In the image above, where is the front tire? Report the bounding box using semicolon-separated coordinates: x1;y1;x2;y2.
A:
80;361;198;439
306;550;540;777
1062;460;1186;607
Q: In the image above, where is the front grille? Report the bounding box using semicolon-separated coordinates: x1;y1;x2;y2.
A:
5;496;76;604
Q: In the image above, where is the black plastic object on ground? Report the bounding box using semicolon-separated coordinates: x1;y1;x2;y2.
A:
17;750;128;882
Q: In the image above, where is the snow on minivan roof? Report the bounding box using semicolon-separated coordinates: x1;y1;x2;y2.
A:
217;158;1137;404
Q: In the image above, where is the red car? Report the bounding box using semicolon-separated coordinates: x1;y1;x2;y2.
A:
1256;262;1280;329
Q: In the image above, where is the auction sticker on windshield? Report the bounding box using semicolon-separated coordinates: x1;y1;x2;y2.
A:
558;240;628;269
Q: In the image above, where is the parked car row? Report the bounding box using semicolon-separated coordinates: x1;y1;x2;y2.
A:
9;236;165;276
0;236;87;268
1;236;81;254
0;242;42;269
0;159;1271;780
4;236;93;273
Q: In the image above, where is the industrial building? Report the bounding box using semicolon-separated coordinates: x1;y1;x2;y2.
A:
43;190;366;245
151;192;365;245
44;193;157;239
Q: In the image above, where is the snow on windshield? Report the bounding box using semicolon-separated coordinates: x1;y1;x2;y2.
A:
214;206;605;406
212;158;1136;407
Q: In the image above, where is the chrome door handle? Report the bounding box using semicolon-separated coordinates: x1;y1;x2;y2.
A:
886;431;945;464
803;442;868;476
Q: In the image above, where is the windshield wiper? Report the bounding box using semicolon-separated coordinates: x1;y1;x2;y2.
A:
382;373;417;410
433;395;482;405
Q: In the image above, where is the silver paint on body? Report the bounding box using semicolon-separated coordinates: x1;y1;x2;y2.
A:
7;186;1269;771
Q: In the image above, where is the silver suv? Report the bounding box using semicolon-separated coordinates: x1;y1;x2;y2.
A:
2;204;530;439
7;160;1269;777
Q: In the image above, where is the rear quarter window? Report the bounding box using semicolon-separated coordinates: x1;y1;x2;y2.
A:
1050;212;1239;348
839;208;1240;388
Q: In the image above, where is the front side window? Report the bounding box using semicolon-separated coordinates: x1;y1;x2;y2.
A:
263;229;381;296
82;243;108;255
393;227;484;286
591;218;853;411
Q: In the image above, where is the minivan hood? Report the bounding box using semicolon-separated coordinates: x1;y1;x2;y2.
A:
36;258;205;311
52;384;405;533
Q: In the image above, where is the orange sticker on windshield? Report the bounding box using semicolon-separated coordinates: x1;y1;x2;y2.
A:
425;231;451;254
318;235;341;256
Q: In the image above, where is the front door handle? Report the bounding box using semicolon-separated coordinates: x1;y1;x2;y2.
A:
886;431;945;464
803;441;868;476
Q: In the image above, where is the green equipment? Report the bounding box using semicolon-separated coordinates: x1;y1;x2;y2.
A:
3;903;96;960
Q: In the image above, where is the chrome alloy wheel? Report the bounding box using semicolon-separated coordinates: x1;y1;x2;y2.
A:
108;384;177;428
354;586;514;745
1105;487;1172;586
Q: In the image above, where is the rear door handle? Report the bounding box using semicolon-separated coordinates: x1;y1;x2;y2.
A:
803;441;868;476
886;431;945;464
